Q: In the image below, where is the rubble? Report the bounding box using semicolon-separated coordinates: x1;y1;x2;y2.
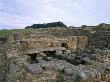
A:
0;26;110;82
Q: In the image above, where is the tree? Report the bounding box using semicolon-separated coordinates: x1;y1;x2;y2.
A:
81;25;87;28
25;22;67;29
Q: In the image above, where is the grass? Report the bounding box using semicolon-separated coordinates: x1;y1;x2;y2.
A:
0;29;33;37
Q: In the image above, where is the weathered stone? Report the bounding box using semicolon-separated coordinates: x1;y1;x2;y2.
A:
1;26;110;82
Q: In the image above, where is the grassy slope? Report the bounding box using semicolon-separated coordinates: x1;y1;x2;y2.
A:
0;29;33;37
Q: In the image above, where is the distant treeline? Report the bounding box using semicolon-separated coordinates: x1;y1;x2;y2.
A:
25;22;67;29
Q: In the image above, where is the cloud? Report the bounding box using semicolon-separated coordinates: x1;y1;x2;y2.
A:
0;0;110;29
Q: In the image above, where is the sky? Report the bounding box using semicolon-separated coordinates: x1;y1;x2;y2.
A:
0;0;110;29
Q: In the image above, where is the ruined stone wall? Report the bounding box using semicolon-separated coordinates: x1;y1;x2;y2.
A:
7;27;90;41
7;28;89;53
88;30;110;49
18;36;88;53
0;47;7;82
3;27;110;82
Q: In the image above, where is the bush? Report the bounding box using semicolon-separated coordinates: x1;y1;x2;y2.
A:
25;22;67;29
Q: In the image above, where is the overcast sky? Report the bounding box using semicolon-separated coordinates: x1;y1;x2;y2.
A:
0;0;110;29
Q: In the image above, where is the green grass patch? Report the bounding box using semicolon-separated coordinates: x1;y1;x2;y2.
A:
0;29;34;37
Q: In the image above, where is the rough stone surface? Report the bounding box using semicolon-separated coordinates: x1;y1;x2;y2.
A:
0;26;110;82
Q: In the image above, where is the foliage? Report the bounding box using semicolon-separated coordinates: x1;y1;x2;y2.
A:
81;25;87;28
97;23;110;29
25;21;67;29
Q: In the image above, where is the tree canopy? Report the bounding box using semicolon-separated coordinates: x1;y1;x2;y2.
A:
25;22;67;29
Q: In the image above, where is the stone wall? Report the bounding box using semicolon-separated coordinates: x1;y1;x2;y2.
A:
8;27;90;41
18;36;88;53
7;28;89;53
0;44;9;82
88;30;110;49
3;27;110;82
